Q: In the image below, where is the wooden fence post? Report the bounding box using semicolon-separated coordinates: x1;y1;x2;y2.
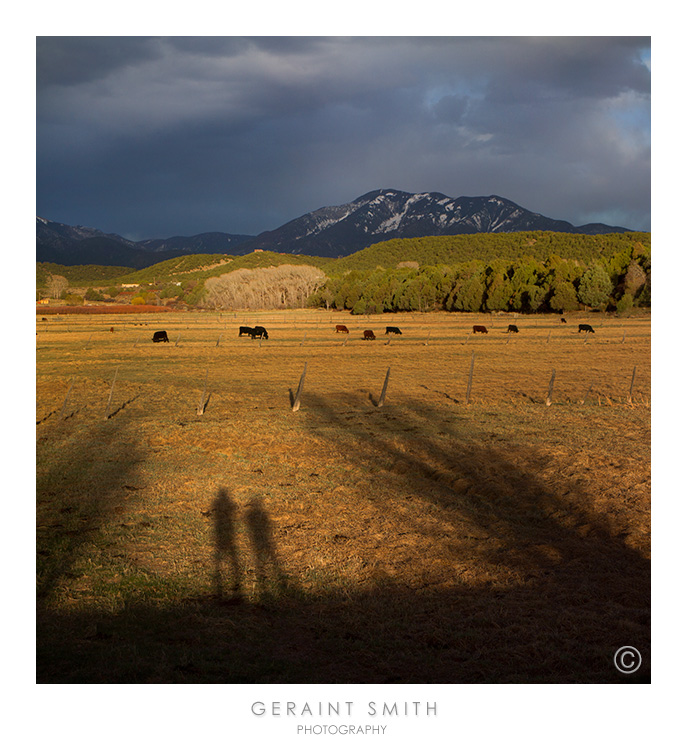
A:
627;366;637;404
175;335;181;347
197;369;209;415
59;376;75;420
581;382;593;405
104;366;119;420
375;367;391;408
545;369;556;406
291;362;307;412
466;353;475;405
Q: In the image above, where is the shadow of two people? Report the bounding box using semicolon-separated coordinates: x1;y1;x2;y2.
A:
212;489;289;600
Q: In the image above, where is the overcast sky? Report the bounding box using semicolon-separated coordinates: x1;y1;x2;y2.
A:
36;36;651;240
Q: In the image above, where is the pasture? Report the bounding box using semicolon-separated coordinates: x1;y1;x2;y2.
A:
36;308;651;683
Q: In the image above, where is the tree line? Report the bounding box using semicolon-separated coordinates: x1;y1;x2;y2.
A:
307;245;650;315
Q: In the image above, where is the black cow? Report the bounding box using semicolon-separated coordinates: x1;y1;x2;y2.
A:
473;325;488;334
251;326;269;340
239;326;254;337
385;326;402;335
152;330;169;343
578;324;595;334
507;324;519;333
561;317;567;324
363;330;376;340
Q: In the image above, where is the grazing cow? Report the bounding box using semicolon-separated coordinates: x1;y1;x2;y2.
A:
578;324;595;334
561;317;567;324
251;326;269;340
238;326;255;337
363;330;376;340
41;317;48;322
109;327;114;333
152;330;169;343
473;325;488;334
385;326;402;335
507;324;519;333
335;325;349;334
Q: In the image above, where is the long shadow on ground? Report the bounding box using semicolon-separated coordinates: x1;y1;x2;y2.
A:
37;397;650;683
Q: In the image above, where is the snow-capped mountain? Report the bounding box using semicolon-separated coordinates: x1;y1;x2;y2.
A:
37;189;632;267
240;189;631;257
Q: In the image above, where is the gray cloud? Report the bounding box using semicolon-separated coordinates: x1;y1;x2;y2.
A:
36;36;651;238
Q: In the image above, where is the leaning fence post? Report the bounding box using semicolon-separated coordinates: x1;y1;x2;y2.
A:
175;334;181;347
375;366;391;407
104;366;119;419
197;368;209;415
341;334;349;347
545;369;556;406
215;334;222;347
466;352;476;405
59;376;75;420
627;366;637;405
291;362;307;412
581;382;593;405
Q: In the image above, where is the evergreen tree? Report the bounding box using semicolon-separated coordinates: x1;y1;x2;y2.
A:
548;280;579;312
578;265;613;309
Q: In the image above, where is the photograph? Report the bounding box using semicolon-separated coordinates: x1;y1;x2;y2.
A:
35;33;652;706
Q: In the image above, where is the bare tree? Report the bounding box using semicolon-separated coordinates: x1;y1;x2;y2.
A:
205;265;326;311
47;274;68;299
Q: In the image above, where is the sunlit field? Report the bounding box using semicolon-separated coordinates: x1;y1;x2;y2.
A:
36;308;650;683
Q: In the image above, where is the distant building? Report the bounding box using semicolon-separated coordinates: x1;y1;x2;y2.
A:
121;283;139;288
253;249;265;253
38;298;50;305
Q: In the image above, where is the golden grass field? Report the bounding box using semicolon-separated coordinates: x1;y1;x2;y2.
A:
36;308;650;683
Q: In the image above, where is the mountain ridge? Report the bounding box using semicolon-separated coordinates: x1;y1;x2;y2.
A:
37;189;634;268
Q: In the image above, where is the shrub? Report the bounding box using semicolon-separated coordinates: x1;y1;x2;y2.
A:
84;288;105;301
616;292;634;316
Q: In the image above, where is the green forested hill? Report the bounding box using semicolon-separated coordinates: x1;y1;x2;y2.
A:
36;262;136;287
37;231;650;286
324;231;651;272
36;231;651;315
108;250;332;285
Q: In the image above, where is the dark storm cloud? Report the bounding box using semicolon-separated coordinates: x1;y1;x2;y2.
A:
36;36;651;238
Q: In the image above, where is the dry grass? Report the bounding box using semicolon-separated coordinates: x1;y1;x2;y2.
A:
36;309;650;683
